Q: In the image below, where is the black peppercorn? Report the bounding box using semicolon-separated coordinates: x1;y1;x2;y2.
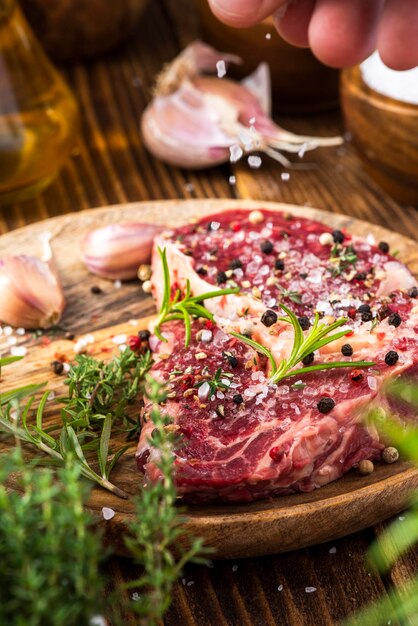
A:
385;350;399;366
358;304;371;313
361;311;374;322
139;329;151;341
196;266;208;276
341;344;353;356
226;354;238;368
299;272;308;279
408;286;418;298
229;259;243;270
297;316;310;331
261;309;278;327
332;230;345;244
91;285;102;294
51;360;64;375
64;332;75;340
350;369;364;382
302;352;314;366
388;312;402;328
355;273;367;281
317;397;335;413
260;240;274;254
217;271;228;285
275;259;285;271
378;241;390;254
233;394;244;404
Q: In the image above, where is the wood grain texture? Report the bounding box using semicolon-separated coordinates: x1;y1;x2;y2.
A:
1;199;418;562
1;0;417;622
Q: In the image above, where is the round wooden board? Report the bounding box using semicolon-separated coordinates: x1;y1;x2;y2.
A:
1;199;418;559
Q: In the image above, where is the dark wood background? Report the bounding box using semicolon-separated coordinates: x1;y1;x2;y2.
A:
1;0;417;624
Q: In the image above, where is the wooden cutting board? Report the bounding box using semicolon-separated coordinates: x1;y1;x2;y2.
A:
1;199;418;559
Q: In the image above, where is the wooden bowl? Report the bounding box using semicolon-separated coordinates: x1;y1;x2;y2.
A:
198;1;339;115
20;0;148;62
340;66;418;206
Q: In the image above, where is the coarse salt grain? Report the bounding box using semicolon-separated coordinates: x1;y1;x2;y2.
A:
229;175;236;185
4;326;13;336
63;363;71;373
277;584;284;592
232;565;238;572
16;327;26;336
329;546;337;554
102;507;115;520
187;581;194;586
230;144;243;163
131;592;140;601
249;117;256;124
10;346;27;357
398;515;405;521
248;155;262;169
7;336;17;345
90;616;107;626
47;392;55;401
305;587;317;593
112;334;127;345
216;60;226;78
265;32;271;40
281;172;290;181
114;279;122;289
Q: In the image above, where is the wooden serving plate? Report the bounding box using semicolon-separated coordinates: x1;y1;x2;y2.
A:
1;199;418;559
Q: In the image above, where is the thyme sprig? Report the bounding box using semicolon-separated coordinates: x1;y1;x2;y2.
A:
277;284;302;304
329;243;358;276
124;376;211;625
194;367;233;396
231;303;374;384
0;348;153;499
153;247;239;347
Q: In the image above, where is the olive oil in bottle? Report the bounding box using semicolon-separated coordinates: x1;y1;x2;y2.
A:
0;0;78;204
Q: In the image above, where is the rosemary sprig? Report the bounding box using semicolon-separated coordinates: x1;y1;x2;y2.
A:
153;247;239;347
231;303;374;384
277;284;302;304
123;376;211;625
329;243;358;276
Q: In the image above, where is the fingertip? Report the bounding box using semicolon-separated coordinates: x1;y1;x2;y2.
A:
208;0;287;28
377;0;418;71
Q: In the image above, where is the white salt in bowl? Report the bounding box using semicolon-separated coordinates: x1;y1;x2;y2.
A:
340;52;418;206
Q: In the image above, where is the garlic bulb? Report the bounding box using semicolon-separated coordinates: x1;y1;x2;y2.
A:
142;41;343;169
0;254;65;329
82;223;163;280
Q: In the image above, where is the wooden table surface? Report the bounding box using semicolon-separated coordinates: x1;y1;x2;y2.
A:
1;1;418;624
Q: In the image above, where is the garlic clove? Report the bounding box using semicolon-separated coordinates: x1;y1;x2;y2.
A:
82;223;164;280
142;41;343;170
0;255;65;329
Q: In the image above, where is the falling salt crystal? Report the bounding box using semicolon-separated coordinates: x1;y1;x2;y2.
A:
184;182;195;192
187;581;194;586
16;327;26;336
329;546;337;554
232;565;238;572
248;155;262;169
112;334;127;345
63;362;71;373
230;144;243;163
4;326;13;336
249;117;256;124
229;175;236;185
265;33;271;40
102;507;115;520
114;279;122;289
90;616;107;626
216;60;226;78
305;587;317;593
10;346;27;357
277;584;284;592
281;172;290;181
298;144;308;159
398;515;405;521
131;592;140;601
47;392;55;401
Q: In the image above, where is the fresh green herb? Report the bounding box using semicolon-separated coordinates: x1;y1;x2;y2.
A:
0;449;104;626
329;243;358;276
277;284;302;304
194;367;232;396
154;247;239;347
0;349;153;498
231;303;374;384
123;376;211;625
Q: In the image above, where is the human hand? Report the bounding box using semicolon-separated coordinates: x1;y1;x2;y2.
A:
207;0;418;70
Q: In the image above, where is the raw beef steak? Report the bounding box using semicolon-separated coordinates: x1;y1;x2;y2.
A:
137;208;418;502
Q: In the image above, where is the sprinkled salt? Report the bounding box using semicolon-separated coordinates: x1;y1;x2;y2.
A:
305;587;317;593
4;326;13;336
132;592;140;601
216;60;226;78
265;32;271;40
114;279;122;289
248;155;262;169
102;507;115;520
10;345;27;357
249;117;256;124
298;143;308;159
232;565;238;572
198;382;210;402
230;144;243;163
47;392;55;401
85;334;95;344
281;172;290;181
398;515;405;521
367;376;377;391
16;327;26;336
187;581;195;586
129;319;139;326
112;334;127;345
329;546;337;554
7;336;17;345
201;330;213;342
277;584;283;592
229;175;236;185
63;362;71;373
90;616;107;626
360;51;418;105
